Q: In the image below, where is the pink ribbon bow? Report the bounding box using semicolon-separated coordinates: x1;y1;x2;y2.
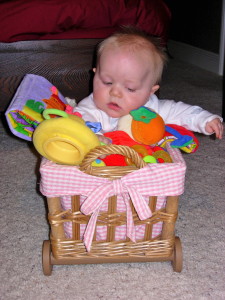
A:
80;178;152;252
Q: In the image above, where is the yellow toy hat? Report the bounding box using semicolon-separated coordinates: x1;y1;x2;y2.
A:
33;109;100;165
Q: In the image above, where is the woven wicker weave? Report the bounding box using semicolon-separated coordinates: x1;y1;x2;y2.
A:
42;144;183;275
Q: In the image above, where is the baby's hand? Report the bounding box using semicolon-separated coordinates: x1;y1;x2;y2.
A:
205;118;223;139
96;135;112;159
96;134;112;145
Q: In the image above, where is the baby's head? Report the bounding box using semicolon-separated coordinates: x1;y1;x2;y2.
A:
93;26;167;118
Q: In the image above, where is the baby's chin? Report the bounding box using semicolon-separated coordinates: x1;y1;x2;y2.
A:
107;111;124;118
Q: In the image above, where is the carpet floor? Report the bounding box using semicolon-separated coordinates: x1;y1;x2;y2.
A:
0;58;224;300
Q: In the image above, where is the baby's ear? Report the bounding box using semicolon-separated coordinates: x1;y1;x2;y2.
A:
150;84;160;95
93;68;96;73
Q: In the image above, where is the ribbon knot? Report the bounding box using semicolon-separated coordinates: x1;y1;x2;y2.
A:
80;179;152;252
113;179;125;195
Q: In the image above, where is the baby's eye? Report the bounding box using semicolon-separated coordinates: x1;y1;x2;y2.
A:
103;81;112;85
127;88;136;92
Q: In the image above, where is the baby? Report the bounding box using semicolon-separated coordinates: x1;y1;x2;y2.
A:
74;26;223;143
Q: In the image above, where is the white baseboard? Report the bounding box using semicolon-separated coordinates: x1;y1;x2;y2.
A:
168;40;221;75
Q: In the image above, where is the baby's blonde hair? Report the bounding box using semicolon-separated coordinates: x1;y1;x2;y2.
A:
96;26;168;85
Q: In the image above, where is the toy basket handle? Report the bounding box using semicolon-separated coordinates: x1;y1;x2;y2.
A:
79;144;147;175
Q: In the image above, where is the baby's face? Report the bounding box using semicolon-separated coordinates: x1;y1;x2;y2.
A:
93;46;159;118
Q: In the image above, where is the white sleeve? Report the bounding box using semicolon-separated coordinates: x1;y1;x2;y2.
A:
75;94;102;123
146;95;223;135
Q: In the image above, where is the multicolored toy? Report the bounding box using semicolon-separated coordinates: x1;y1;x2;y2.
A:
161;124;199;153
33;109;100;165
101;106;199;166
5;74;67;141
118;106;198;153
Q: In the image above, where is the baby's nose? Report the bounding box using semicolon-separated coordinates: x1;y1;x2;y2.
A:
109;86;122;98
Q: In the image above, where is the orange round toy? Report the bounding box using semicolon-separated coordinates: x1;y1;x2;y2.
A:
130;106;165;145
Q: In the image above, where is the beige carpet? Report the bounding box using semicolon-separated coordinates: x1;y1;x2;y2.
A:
0;58;224;300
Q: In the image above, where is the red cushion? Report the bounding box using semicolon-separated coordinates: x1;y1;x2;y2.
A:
0;0;171;43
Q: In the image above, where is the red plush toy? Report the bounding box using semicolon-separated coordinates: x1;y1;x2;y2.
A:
102;131;171;166
102;131;151;166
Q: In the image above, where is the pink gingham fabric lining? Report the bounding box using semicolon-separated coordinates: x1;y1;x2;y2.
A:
40;144;186;251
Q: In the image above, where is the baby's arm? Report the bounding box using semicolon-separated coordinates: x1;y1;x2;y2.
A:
205;118;224;139
153;98;223;138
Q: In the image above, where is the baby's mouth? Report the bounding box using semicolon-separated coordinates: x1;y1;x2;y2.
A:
107;102;121;111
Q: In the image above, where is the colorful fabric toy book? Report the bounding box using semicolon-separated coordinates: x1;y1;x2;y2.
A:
5;74;67;141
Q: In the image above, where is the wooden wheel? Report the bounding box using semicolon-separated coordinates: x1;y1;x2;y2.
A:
42;240;53;276
172;236;183;272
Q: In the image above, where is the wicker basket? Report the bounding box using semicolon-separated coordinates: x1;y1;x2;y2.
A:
40;144;186;275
